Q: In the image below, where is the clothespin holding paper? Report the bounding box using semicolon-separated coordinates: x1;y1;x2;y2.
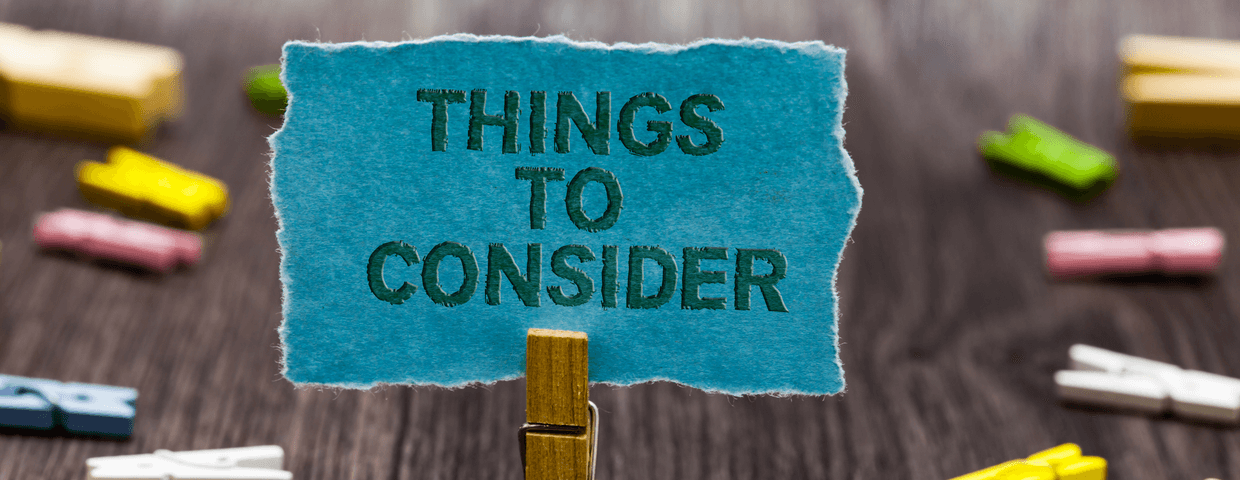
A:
272;36;859;477
520;329;598;480
1120;34;1240;137
87;446;292;480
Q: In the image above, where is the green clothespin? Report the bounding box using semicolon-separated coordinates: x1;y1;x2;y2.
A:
978;115;1118;200
243;64;287;115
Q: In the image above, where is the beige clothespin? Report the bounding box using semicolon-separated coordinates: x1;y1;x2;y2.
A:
520;328;597;480
1120;34;1240;137
0;22;182;142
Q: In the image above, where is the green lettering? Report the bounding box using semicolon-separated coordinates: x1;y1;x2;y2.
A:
676;94;724;156
516;167;566;230
421;241;478;307
548;245;595;307
485;243;542;307
602;245;618;308
565;167;622;232
555;91;610;155
682;247;727;310
627;246;677;309
367;241;419;305
735;249;788;312
530;91;546;154
618;92;672;156
468;90;520;153
416;89;466;152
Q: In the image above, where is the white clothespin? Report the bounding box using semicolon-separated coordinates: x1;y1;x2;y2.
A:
1055;344;1240;423
87;446;292;480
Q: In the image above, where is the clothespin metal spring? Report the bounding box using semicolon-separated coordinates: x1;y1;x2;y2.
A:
519;400;598;480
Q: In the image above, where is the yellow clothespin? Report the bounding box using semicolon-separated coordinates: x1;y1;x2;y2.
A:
1120;35;1240;137
77;146;229;230
520;328;597;480
949;444;1106;480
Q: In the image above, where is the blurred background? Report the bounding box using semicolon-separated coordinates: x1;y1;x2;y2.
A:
4;1;1240;479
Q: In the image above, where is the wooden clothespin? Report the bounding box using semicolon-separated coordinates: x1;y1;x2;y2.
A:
520;328;597;480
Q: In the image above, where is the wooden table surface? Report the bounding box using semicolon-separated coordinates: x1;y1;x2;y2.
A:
3;1;1240;479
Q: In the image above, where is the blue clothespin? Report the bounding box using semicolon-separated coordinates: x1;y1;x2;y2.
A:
0;374;137;437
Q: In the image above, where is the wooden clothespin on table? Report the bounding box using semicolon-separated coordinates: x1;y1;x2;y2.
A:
520;328;598;480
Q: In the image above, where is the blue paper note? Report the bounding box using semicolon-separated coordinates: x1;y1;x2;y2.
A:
272;35;861;395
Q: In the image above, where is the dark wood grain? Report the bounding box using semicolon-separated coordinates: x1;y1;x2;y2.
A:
3;1;1240;479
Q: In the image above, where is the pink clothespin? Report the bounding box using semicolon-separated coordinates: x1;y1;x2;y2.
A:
33;208;202;273
1045;228;1223;278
